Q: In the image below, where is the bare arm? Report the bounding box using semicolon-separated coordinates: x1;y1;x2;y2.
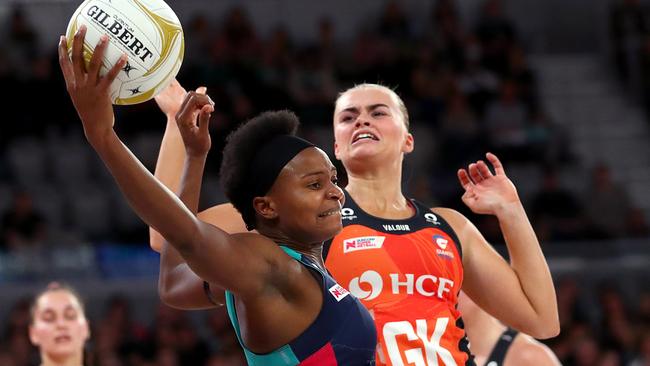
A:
149;81;249;251
149;79;200;252
59;29;275;297
438;153;559;339
150;83;247;308
158;97;226;308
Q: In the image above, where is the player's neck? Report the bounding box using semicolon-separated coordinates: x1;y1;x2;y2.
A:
345;173;413;220
41;352;83;366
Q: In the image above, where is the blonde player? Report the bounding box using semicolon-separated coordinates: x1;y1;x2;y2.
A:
151;82;559;366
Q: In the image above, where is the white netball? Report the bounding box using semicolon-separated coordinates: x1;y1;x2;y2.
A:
66;0;184;105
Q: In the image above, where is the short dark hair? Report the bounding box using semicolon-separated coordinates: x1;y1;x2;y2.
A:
220;110;300;228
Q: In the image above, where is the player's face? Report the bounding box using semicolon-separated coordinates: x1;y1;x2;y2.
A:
29;290;89;360
269;147;344;244
333;88;413;167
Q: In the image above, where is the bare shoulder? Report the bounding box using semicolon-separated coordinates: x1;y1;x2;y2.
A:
198;203;248;234
430;207;467;227
506;334;562;366
430;206;483;253
198;202;239;218
229;232;315;302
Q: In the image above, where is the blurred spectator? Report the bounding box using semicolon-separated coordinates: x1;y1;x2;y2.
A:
206;308;244;362
527;111;574;164
475;0;517;76
638;292;650;325
407;48;447;125
217;7;260;64
506;45;538;112
530;168;587;241
484;79;531;161
598;284;637;358
631;330;650;366
458;36;501;116
288;46;338;126
1;298;33;366
610;0;648;86
438;92;483;168
572;335;602;366
317;18;340;69
1;5;39;79
625;210;650;238
0;350;16;366
259;26;293;91
1;191;46;251
183;15;214;71
639;34;650;122
429;0;465;71
377;0;410;42
155;347;179;366
556;278;592;330
583;164;633;238
600;349;624;366
176;321;210;365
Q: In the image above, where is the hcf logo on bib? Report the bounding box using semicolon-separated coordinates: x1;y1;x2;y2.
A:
348;270;454;301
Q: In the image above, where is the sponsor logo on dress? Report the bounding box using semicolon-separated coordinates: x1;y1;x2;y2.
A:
434;235;448;249
433;234;454;260
424;212;441;225
341;207;357;221
382;224;410;231
329;283;350;301
344;236;386;253
349;270;455;300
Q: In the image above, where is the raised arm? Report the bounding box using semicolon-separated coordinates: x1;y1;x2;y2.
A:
439;153;559;339
59;28;275;297
150;80;202;251
150;81;247;308
158;90;226;309
149;80;248;251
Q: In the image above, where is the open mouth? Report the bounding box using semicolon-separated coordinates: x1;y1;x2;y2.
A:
54;335;72;344
352;132;379;144
318;208;341;218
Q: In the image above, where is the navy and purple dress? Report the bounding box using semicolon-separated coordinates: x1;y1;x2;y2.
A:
224;246;377;365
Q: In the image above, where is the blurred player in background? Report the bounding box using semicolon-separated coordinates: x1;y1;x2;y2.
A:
29;282;90;366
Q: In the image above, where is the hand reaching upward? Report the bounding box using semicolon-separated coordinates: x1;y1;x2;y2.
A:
175;91;214;158
58;26;126;145
154;78;208;119
457;153;520;216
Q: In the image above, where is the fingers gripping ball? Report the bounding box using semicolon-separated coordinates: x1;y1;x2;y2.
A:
66;0;184;105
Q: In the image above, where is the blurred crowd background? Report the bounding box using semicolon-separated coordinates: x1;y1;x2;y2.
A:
0;0;649;365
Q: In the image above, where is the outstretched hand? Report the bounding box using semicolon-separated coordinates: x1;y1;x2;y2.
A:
175;91;214;158
155;79;207;118
58;25;126;145
457;153;520;216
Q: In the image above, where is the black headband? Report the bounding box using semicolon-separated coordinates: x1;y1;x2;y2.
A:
245;135;314;229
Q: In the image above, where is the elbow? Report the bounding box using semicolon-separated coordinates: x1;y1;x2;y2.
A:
529;319;560;339
157;275;175;307
149;228;163;253
158;278;185;310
